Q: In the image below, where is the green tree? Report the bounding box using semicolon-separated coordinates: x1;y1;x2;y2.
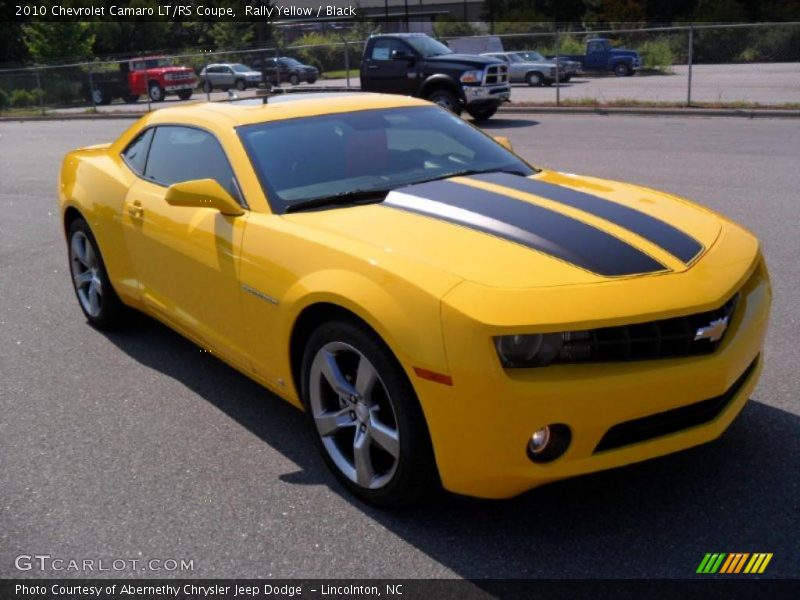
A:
210;22;256;50
23;22;94;63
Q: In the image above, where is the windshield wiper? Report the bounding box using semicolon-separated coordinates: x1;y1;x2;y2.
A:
417;167;529;185
284;188;392;213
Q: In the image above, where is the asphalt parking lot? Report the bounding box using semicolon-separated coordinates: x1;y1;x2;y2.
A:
1;114;798;580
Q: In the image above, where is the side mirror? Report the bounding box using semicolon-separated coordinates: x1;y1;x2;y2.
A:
493;136;513;151
165;179;244;216
393;51;415;63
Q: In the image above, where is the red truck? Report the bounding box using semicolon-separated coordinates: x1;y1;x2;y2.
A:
85;56;197;105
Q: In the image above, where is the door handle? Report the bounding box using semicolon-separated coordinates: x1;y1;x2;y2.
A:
127;201;143;219
367;65;379;70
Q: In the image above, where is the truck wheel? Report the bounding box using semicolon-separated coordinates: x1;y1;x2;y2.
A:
125;95;139;104
148;82;164;102
202;80;212;93
426;89;462;116
235;79;246;91
526;72;543;87
614;63;631;77
177;90;193;100
300;318;440;507
467;106;498;122
289;73;300;86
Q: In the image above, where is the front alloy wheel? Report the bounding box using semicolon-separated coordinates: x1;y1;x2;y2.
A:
309;342;400;489
148;82;164;101
301;320;439;506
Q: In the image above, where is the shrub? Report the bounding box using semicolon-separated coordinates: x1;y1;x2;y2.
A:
639;38;674;71
0;88;8;111
10;89;33;107
536;35;584;58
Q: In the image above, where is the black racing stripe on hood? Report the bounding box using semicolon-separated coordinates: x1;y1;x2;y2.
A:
470;172;703;263
384;180;666;277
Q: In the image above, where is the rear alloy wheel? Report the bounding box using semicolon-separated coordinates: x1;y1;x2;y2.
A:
125;94;139;104
301;320;439;507
526;71;543;87
614;63;631;77
67;218;125;328
177;90;193;100
235;79;246;91
289;73;300;86
148;82;164;102
426;89;462;116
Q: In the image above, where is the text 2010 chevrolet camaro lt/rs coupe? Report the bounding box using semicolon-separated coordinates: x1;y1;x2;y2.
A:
59;93;771;506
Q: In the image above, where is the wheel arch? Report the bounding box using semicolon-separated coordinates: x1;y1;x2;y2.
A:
419;74;462;102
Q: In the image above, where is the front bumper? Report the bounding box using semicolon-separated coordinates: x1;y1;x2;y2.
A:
164;81;196;92
462;84;510;106
417;254;771;499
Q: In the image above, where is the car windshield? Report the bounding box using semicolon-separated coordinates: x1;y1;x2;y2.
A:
506;53;524;63
232;64;252;72
281;57;302;66
405;36;452;57
520;51;545;61
238;106;535;213
144;58;170;68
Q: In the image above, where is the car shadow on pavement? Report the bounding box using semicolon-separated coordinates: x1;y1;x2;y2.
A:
477;119;539;129
104;313;800;579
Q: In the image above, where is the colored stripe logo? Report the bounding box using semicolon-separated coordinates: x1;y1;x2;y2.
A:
697;553;773;574
384;180;667;277
471;172;704;264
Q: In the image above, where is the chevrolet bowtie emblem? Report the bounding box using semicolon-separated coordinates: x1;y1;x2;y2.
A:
695;316;729;343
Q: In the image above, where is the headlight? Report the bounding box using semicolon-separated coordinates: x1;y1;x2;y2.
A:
460;70;483;84
494;331;592;368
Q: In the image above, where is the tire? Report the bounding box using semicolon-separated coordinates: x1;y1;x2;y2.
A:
177;90;193;100
67;218;126;329
562;75;572;83
125;94;139;104
202;80;212;93
526;71;543;87
614;63;631;77
235;79;246;91
307;77;317;84
289;73;300;86
148;81;164;102
426;89;462;116
300;319;440;507
467;106;498;122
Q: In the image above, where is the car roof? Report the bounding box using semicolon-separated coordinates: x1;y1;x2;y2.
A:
144;92;432;128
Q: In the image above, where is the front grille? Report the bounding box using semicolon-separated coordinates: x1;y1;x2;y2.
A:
556;293;739;364
594;356;758;453
484;65;508;85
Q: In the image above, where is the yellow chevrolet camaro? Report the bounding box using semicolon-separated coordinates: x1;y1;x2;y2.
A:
59;93;771;506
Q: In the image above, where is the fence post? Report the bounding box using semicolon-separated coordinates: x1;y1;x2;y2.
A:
555;28;561;106
687;24;694;107
35;67;44;116
88;68;97;113
142;63;151;112
344;40;351;89
205;59;211;101
274;47;280;88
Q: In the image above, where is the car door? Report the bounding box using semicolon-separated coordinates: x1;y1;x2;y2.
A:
120;125;250;365
362;39;415;94
586;41;609;70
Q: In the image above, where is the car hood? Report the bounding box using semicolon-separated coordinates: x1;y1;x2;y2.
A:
426;53;503;68
282;170;724;289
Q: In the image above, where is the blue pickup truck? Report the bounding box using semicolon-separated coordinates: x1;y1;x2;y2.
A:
555;38;641;76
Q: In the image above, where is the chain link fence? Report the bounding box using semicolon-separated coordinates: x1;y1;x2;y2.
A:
1;22;798;115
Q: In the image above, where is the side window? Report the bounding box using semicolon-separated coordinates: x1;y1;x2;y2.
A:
121;128;154;175
144;126;240;203
371;39;405;61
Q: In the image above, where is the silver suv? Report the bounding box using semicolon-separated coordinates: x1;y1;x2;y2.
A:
199;63;264;92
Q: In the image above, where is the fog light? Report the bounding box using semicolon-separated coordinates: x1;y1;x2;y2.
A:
529;427;552;455
526;423;571;463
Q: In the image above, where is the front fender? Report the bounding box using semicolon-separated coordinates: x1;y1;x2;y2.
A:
419;74;463;102
281;268;453;387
